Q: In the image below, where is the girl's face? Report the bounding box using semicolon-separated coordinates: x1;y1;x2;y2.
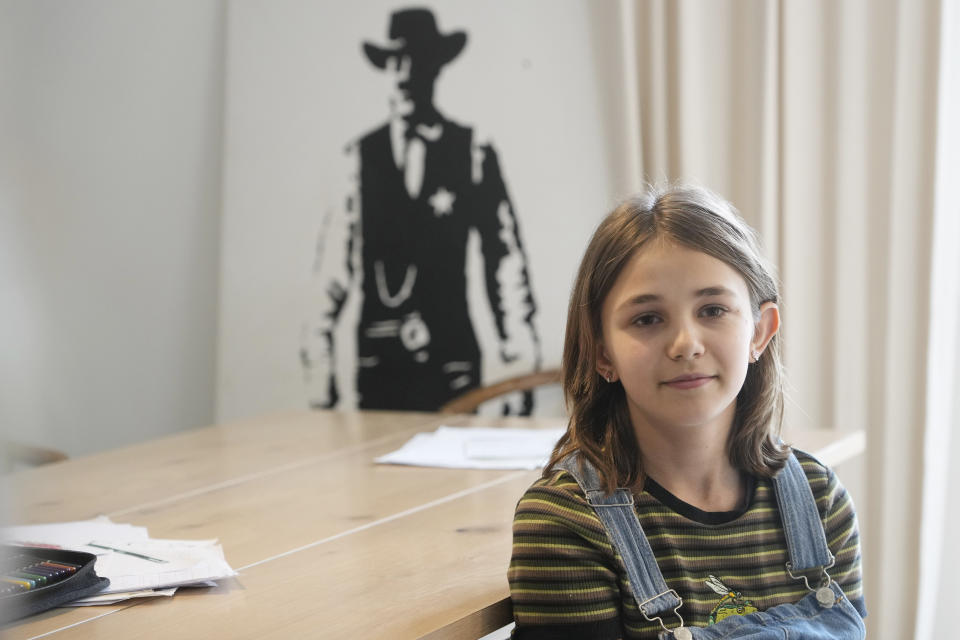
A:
597;241;778;441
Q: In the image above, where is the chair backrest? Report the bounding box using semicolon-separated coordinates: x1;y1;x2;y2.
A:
439;368;563;414
3;441;69;468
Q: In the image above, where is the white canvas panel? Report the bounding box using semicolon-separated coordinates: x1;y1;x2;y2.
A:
217;0;629;421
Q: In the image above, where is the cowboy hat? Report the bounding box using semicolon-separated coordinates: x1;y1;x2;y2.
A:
363;8;467;69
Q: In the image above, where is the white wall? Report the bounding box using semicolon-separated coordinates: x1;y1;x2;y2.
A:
0;0;225;457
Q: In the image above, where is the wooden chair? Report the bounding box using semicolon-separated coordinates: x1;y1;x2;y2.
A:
439;368;563;414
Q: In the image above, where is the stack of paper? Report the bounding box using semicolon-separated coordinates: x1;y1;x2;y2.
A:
0;516;236;605
375;426;566;469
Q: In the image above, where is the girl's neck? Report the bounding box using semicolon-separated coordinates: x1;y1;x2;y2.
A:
633;413;745;513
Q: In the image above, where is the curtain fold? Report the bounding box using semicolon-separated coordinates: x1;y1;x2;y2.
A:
619;1;950;637
921;1;960;637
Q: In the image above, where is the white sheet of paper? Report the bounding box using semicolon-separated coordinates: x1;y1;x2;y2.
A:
0;516;148;550
375;426;565;469
88;539;237;593
68;587;179;606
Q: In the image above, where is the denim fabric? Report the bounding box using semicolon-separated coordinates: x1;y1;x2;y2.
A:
656;583;865;639
771;454;833;572
556;453;866;639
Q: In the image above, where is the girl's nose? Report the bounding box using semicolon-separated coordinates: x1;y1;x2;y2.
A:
667;323;704;360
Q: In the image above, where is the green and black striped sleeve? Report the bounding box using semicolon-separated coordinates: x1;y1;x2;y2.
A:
508;469;626;639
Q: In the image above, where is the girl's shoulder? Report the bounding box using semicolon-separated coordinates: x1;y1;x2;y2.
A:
513;468;614;546
791;448;833;484
788;447;856;520
515;468;592;515
790;447;831;471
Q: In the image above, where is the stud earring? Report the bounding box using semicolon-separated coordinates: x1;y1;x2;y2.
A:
752;350;761;362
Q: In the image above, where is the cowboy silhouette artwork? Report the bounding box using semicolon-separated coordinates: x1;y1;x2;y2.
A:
302;8;540;413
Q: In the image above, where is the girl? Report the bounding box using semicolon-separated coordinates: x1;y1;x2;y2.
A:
508;185;866;639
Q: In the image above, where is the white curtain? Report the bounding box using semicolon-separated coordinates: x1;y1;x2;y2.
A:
921;2;960;637
611;1;959;637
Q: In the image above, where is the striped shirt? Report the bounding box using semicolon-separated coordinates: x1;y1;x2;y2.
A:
508;450;864;639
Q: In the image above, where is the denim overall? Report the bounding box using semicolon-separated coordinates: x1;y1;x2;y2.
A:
555;453;866;639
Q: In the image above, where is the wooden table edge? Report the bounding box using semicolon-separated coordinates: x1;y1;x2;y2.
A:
419;597;513;640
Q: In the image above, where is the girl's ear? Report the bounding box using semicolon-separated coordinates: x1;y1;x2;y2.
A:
596;343;618;382
751;302;780;358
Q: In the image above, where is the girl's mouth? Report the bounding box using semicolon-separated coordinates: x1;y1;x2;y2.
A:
662;374;715;390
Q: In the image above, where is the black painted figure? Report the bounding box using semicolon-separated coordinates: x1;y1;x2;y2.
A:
302;8;539;413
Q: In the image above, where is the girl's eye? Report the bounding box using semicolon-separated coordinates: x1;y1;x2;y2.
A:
701;305;728;318
633;313;661;327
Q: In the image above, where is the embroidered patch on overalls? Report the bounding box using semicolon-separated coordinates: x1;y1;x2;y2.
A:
705;575;758;624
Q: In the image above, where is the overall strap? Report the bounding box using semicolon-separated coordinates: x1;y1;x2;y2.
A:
555;455;683;625
771;452;834;571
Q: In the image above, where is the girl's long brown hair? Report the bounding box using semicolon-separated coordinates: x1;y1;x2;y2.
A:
546;185;789;493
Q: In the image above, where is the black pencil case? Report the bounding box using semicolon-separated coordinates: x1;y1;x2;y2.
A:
1;545;110;623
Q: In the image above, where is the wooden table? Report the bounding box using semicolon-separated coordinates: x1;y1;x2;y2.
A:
0;411;865;639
